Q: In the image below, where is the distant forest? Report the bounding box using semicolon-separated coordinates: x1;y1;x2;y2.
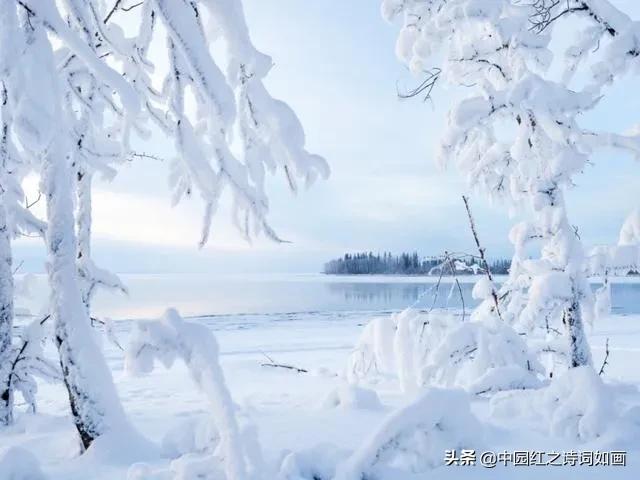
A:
323;252;511;275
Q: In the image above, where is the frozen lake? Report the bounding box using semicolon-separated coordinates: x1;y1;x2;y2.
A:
16;273;640;320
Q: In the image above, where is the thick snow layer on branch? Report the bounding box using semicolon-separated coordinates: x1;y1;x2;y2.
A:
20;0;140;115
472;277;495;300
619;209;640;246
125;308;252;480
334;388;481;479
153;0;235;125
133;0;329;244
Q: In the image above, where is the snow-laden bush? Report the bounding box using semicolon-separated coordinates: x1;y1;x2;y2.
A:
348;309;541;395
346;309;458;390
491;366;616;442
0;446;46;480
322;385;382;410
0;317;60;422
419;317;543;394
333;388;481;480
125;308;259;480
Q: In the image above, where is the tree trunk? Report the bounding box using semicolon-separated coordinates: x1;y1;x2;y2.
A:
43;137;127;450
0;203;14;426
76;166;93;313
564;295;592;368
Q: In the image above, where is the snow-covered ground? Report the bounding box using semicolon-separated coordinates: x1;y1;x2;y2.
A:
1;307;639;479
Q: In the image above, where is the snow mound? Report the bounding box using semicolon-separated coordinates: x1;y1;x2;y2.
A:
79;425;160;466
491;366;616;442
161;417;220;459
322;385;383;410
334;388;481;479
0;446;46;480
170;453;224;480
279;444;348;480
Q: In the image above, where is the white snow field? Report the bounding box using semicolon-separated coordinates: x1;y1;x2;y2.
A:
1;301;639;479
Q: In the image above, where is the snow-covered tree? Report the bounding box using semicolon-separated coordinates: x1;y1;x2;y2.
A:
1;0;326;448
382;0;640;371
0;1;46;426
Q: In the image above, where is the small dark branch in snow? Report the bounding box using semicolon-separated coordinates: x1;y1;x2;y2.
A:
12;260;24;275
258;351;307;373
529;0;617;36
260;363;308;374
462;195;503;321
121;2;144;13
128;152;166;162
397;68;441;102
104;0;124;24
259;350;275;364
104;0;144;24
449;257;467;322
16;1;35;18
25;191;42;209
598;338;610;376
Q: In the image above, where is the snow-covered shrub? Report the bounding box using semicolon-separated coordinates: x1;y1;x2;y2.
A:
419;317;543;394
278;444;348;480
334;388;481;479
346;309;459;390
0;317;60;421
346;316;397;383
322;385;382;410
491;366;615;442
348;309;541;395
0;446;46;480
125;308;255;480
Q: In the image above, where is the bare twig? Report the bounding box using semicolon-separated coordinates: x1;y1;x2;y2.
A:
397;68;441;102
462;195;503;321
258;351;307;373
598;338;610;376
128;152;166;162
104;0;144;24
104;0;123;24
25;192;42;209
12;260;24;275
260;363;308;374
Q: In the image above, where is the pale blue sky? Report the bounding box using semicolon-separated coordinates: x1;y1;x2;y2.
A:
14;0;640;273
